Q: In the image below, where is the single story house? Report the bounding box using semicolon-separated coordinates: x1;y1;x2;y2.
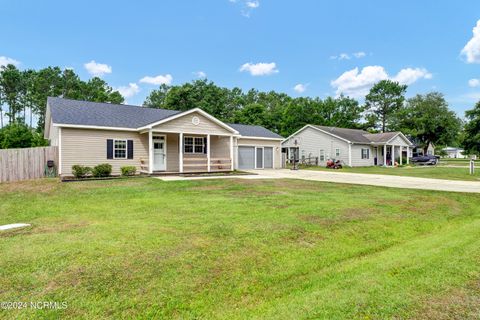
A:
442;147;466;159
44;97;283;176
282;125;414;167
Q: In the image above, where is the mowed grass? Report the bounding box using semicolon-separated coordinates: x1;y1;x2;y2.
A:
0;178;480;319
304;165;480;181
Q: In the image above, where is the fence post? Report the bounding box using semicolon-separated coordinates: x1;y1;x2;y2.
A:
470;159;475;175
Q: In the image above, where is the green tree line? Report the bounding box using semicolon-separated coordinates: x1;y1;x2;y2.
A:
0;64;123;148
1;64;478;155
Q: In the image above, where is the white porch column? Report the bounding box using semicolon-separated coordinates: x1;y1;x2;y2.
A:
230;136;234;170
207;134;211;172
391;145;395;167
383;144;387;167
406;146;410;164
399;146;403;165
148;129;153;174
179;132;183;173
348;143;352;167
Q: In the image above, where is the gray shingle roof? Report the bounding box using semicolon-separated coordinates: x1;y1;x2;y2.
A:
227;123;283;139
313;125;372;143
48;97;283;139
312;125;405;144
363;132;399;143
48;97;180;129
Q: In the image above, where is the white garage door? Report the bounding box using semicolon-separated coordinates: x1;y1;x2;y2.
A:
238;146;255;169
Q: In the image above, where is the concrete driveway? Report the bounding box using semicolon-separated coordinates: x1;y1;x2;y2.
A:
157;169;480;193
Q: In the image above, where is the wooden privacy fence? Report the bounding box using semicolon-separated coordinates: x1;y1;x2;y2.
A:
0;146;58;183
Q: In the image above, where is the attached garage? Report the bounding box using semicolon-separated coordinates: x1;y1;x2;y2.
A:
228;124;284;170
238;145;274;169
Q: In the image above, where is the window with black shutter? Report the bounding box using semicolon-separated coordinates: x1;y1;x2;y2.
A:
107;139;113;159
127;140;134;159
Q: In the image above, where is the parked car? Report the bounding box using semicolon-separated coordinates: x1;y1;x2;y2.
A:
411;154;439;165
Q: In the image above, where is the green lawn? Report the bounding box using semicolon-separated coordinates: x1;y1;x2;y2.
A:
1;178;480;319
304;165;480;181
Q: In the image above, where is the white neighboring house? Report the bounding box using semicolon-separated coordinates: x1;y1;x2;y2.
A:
282;125;414;167
442;147;466;159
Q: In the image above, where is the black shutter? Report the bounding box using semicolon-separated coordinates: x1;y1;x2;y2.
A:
127;140;134;159
107;139;113;159
204;137;207;154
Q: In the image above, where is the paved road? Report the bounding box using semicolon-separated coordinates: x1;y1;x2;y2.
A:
157;169;480;193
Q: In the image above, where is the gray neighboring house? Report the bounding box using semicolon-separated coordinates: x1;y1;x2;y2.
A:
282;125;414;167
44;97;283;176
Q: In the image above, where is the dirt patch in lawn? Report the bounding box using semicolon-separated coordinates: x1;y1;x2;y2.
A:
34;221;90;234
0;221;90;238
0;179;60;194
395;195;463;216
413;280;480;319
300;207;377;227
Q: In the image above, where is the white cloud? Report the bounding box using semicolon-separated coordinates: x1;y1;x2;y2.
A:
239;62;278;76
229;0;260;17
392;68;432;85
353;51;366;58
139;74;173;85
468;78;480;87
293;83;307;93
461;20;480;63
0;56;20;67
84;60;112;77
331;66;432;98
246;0;259;8
115;83;140;99
330;51;366;60
194;71;207;78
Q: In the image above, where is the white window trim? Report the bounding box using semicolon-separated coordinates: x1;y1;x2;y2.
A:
113;139;128;159
184;136;205;154
320;149;325;161
335;148;340;157
361;148;370;160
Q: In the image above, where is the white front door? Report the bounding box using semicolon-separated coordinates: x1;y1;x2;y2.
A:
153;137;166;171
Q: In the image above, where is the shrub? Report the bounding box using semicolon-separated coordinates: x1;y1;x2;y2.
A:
71;165;91;178
121;166;136;176
92;163;112;177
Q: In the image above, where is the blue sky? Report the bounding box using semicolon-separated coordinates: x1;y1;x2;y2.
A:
2;0;480;116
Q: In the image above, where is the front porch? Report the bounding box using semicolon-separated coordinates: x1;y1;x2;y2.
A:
140;131;234;174
373;144;410;167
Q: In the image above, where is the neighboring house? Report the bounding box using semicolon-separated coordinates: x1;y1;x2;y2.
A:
442;147;466;158
44;97;283;176
410;139;435;156
282;125;413;167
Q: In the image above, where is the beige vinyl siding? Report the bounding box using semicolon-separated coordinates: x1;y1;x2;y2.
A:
237;138;282;169
48;121;59;146
153;112;233;135
60;128;148;176
210;136;230;159
165;133;179;172
282;127;349;166
351;144;374;167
